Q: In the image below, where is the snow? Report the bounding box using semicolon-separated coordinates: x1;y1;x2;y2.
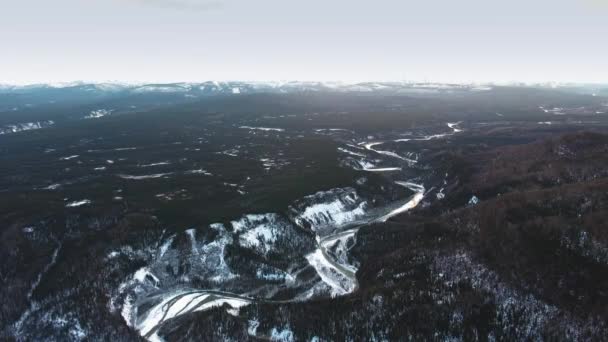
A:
116;224;241;340
185;169;213;176
294;194;367;231
135;291;250;339
197;224;237;282
185;228;198;255
561;229;608;265
65;199;91;207
363;167;402;172
376;192;424;222
27;242;61;300
363;141;385;151
133;267;160;286
239;126;285;132
337;147;366;158
217;149;239;157
303;183;425;299
468;195;480;206
69;320;88;340
470;86;493;91
356;159;377;170
319;229;358;274
433;252;583;341
396;132;454;142
316;128;352;132
270;327;295;342
121;295;134;326
447;122;463;133
140;161;170;167
44;183;61;190
248;319;260;336
157;236;175;259
84;109;112;119
231;213;285;254
376;182;425;222
437;188;445;199
260;157;290;171
256;269;294;282
133;85;188;93
305;249;356;296
105;136;445;339
232;87;241;94
231;214;273;233
0;120;54;135
363;142;417;163
107;251;120;259
395;181;425;192
539;106;566;115
240;226;277;252
346;143;365;150
118;173;173;180
393;122;463;143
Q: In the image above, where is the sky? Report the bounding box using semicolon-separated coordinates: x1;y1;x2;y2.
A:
1;0;607;84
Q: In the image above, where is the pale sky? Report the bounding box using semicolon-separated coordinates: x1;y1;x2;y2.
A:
1;0;607;84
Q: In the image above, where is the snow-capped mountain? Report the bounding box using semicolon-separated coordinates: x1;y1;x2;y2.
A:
0;81;495;96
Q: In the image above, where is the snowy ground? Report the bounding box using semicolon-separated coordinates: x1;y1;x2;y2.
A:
110;121;463;340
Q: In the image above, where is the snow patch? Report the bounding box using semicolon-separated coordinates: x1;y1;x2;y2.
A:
239;126;285;132
231;213;288;255
135;291;250;339
248;319;260;336
468;195;480;206
337;147;366;158
85;109;112;119
139;161;170;167
291;188;367;232
376;182;425;222
0;120;54;135
65;199;91;207
270;327;295;342
118;173;173;180
306;249;356;296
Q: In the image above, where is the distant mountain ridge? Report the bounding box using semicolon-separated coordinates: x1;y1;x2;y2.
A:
0;81;495;95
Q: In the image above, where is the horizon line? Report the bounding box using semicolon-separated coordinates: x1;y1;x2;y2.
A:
2;79;607;87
